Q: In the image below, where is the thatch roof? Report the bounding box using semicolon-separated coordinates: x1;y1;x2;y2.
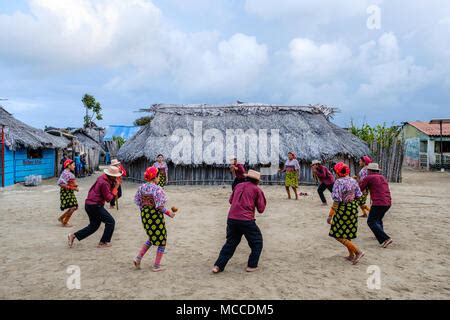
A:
118;103;369;164
0;106;70;150
72;129;105;154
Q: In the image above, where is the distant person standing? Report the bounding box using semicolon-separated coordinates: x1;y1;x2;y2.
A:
67;166;122;248
280;151;301;200
212;170;266;274
311;160;335;205
153;154;168;188
74;153;82;178
359;163;393;248
230;158;247;190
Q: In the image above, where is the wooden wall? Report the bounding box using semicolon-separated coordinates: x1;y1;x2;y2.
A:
0;147;15;187
13;148;56;183
123;157;359;186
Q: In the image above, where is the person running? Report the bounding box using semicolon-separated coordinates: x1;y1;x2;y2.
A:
212;170;266;274
328;162;365;265
109;159;127;209
311;160;335;206
67;165;121;248
57;159;79;227
230;158;247;190
359;163;393;248
133;166;177;272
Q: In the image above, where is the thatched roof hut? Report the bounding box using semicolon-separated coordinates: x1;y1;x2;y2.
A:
118;103;369;185
0;106;69;150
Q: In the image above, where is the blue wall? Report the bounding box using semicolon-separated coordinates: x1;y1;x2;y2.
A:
0;147;14;187
1;147;56;187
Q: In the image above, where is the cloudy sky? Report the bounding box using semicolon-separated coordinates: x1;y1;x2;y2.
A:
0;0;449;128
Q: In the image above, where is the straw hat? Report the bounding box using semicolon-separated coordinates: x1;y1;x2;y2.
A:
245;169;261;181
311;160;321;166
103;165;122;177
367;163;381;171
111;159;121;166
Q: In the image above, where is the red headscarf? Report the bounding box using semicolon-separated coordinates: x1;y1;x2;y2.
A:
361;155;373;166
334;162;350;177
64;159;74;168
144;166;159;182
288;151;297;159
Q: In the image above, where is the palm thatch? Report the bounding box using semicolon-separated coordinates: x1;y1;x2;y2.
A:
72;129;105;154
0;106;69;150
118;103;369;164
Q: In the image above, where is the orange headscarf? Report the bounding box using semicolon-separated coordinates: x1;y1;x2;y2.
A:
334;162;350;177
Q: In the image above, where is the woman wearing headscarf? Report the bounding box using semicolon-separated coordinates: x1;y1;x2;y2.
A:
328;162;365;265
280;151;300;200
356;155;373;218
57;159;79;227
133;166;177;272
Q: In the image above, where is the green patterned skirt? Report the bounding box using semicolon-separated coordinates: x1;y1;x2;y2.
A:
329;200;359;240
60;188;78;211
140;206;167;246
157;172;166;188
285;171;299;187
359;189;369;206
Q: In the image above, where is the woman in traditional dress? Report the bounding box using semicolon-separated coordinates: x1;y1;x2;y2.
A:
327;162;365;265
356;155;373;218
280;151;300;200
57;159;79;227
153;154;168;188
133;167;176;272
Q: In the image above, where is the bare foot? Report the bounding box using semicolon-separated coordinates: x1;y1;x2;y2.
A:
152;266;166;272
133;259;141;270
345;254;355;261
67;233;76;248
62;223;73;228
246;267;258;272
212;266;221;274
382;238;393;248
359;214;368;218
97;242;112;248
352;251;365;265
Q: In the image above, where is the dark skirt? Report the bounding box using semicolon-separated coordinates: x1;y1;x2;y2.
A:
141;206;167;246
60;188;78;211
359;189;369;206
329;200;359;240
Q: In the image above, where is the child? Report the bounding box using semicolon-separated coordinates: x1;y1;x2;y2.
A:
133;166;176;272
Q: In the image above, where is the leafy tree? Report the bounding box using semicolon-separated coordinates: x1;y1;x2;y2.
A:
134;116;152;126
112;135;126;148
82;94;103;128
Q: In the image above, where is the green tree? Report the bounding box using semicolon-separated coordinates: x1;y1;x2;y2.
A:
112;135;126;148
82;94;103;128
134;116;152;126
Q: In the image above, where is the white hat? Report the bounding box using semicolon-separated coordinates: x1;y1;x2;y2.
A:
311;160;321;166
103;165;122;177
111;159;121;166
244;169;261;181
367;163;381;171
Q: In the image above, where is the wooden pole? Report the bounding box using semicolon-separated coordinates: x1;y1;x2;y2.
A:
1;125;4;188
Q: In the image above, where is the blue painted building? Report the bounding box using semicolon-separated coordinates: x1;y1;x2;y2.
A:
1;107;69;187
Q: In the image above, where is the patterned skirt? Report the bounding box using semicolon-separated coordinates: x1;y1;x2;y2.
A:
140;206;167;246
157;172;166;188
60;188;78;211
329;200;359;240
285;171;299;187
359;189;369;206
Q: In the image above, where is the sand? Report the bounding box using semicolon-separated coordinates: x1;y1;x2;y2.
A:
0;169;449;300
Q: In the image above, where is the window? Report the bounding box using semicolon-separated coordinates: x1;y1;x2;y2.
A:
435;141;450;153
420;141;428;153
27;148;43;159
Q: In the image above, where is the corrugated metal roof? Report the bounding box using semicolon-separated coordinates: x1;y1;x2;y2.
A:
408;121;450;137
104;125;140;141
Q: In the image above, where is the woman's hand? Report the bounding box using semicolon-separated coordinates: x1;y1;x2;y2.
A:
327;216;333;225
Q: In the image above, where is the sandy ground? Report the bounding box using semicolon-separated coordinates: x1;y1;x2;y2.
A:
0;169;449;300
